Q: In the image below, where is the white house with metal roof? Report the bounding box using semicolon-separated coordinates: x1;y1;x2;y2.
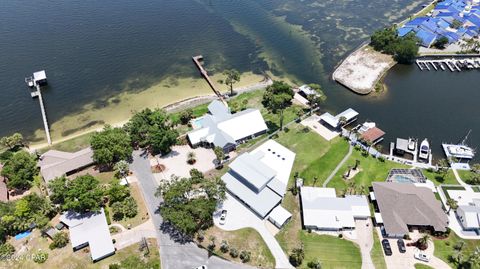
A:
300;186;370;231
319;108;358;129
60;208;115;262
187;100;268;152
221;140;295;221
447;189;480;232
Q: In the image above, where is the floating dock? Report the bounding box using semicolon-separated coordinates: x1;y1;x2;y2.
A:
415;57;480;72
25;70;51;145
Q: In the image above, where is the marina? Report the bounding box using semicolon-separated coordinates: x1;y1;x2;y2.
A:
25;70;51;145
416;57;480;72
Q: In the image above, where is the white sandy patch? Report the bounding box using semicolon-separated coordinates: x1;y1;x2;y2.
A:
333;46;395;94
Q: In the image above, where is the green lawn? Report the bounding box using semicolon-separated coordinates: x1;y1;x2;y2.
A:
423;169;460;185
274;124;347;187
39;132;94;153
472;186;480;192
326;148;410;194
300;232;362;269
275;191;302;253
371;230;387;269
434;232;480;269
440;185;466;200
414;264;435;269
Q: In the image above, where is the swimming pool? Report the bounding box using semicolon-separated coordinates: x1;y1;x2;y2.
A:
191;117;205;129
391;174;416;183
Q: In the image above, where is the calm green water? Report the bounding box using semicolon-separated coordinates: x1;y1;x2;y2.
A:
0;0;478;159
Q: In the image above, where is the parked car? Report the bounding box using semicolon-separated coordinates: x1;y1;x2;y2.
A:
195;266;207;269
380;226;387;238
414;251;430;262
382;239;392;256
397;239;406;253
219;210;227;225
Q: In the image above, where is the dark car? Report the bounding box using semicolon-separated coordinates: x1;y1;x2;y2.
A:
397;239;406;253
382;239;393;256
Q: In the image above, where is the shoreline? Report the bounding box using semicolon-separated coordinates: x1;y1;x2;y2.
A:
28;77;273;151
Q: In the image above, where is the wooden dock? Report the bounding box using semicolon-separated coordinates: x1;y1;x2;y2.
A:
26;70;52;145
192;55;227;105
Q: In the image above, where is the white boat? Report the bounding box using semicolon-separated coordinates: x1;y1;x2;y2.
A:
408;138;416;151
419;139;430;160
442;144;475;159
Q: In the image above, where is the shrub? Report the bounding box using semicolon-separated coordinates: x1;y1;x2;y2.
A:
33;250;48;264
49;232;69;249
0;243;15;257
338;234;343;238
197;231;205;242
289;247;305;266
109;264;121;269
220;240;229;253
307;259;322;269
239;250;251;263
229;247;239;258
179;109;193;125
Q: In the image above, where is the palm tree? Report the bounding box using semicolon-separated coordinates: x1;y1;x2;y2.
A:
338;116;347;128
417;234;431;250
446;198;458;214
468;247;480;268
187;152;196;165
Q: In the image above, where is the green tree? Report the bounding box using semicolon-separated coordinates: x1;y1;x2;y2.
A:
262;81;294;129
1;151;38;190
447;198;458;213
370;26;399;54
416;234;431;249
156;175;226;237
289;246;305;266
107;181;130;205
112;196;137;221
62;175;103;213
179;109;193;125
0;243;15;257
114;160;130;179
434;36;449;49
394;35;419;64
219;69;240;96
213;146;225;162
307;259;322;269
33;250;48;264
472;163;480;174
49;232;69;249
0;133;24;150
91;125;132;168
125;108;178;155
239;250;251;263
48;176;68;204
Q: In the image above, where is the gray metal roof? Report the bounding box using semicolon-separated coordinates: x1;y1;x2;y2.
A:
222;172;281;217
372;182;448;235
40;147;94;182
229;153;276;192
396;138;409;151
208;100;231;121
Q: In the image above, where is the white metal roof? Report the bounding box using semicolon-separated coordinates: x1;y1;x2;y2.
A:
229;153;276;192
33;70;46;82
458;206;480;229
319;112;339;128
268;205;292;228
298;85;318;96
217;109;267;141
300;187;370;229
60;208;115;261
337;108;359;121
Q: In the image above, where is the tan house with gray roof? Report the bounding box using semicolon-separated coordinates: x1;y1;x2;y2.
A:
39;147;94;183
371;182;448;237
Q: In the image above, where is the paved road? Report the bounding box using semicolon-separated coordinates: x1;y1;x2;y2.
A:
130;150;255;269
323;144;353;187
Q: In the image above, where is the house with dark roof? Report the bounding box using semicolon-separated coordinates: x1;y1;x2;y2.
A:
371;182;448;238
39;147;94;183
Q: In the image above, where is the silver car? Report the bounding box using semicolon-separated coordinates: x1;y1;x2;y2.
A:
219;210;227;225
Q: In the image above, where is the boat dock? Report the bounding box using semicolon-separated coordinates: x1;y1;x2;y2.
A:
416;57;480;72
192;55;227;106
25;70;51;145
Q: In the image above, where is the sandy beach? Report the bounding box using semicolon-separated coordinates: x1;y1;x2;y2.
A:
28;72;274;150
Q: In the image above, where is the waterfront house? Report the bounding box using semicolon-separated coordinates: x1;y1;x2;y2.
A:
60;208;115;262
319;108;358;129
187;100;268;153
445;189;480;232
39;147;94;184
300;186;370;231
371;182;448;238
221;140;295;225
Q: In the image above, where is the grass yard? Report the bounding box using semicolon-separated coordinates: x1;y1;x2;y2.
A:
275;191;302;253
371;230;387;269
472;186;480;192
414;264;435;269
4;230;160;269
434;232;480;268
198;226;275;268
274;124;347;187
326;148;409;194
112;183;150;229
39;132;94;153
440;185;466;200
300;232;362;269
423;169;459;185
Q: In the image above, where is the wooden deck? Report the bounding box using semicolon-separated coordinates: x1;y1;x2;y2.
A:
192;55;227;106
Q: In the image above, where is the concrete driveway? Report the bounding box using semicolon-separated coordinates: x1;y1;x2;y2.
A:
300;114;339;141
151;145;216;182
376;228;451;269
352;219;374;269
131;151;255;269
214;194;294;269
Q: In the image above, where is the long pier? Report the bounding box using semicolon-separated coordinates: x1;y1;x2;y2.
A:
26;71;52;145
34;85;52;145
192;55;227;105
